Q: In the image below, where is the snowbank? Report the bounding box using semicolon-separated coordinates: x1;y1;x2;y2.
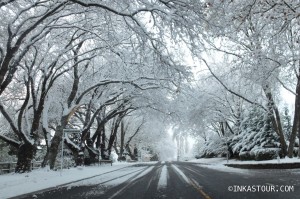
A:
0;162;135;198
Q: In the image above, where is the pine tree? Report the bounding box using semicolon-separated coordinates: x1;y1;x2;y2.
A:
229;106;281;160
282;106;292;139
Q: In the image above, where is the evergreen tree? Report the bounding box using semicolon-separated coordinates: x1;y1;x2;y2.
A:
282;106;292;140
0;140;16;162
229;106;280;160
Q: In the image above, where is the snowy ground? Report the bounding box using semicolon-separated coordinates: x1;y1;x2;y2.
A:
0;162;156;198
188;157;300;172
189;157;300;165
1;158;300;198
233;157;300;164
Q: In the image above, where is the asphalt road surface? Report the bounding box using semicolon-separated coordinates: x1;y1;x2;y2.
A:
13;161;300;199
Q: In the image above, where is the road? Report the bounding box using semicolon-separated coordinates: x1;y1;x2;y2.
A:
14;161;300;199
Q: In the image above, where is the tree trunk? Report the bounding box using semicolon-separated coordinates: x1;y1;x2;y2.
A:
41;127;50;168
107;118;120;156
287;75;300;157
273;105;288;157
64;138;81;166
47;113;70;170
125;144;135;160
123;120;143;159
48;125;64;169
41;149;49;168
100;128;107;159
220;122;225;137
298;128;300;158
114;134;118;153
263;85;287;157
118;121;125;160
15;142;36;173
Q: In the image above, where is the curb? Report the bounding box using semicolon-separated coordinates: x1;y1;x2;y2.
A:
225;163;300;169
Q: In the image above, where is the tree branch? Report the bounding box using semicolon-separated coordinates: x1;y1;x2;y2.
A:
201;58;266;110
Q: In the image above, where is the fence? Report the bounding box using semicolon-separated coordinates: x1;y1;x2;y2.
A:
0;161;42;175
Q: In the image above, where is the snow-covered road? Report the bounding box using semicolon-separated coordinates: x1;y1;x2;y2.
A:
2;160;300;199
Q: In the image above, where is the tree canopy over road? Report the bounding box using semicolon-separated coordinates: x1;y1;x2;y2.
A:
0;0;300;172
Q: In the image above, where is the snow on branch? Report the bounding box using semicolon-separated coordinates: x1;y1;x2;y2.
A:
65;134;81;151
75;80;160;104
0;103;20;136
0;0;16;8
0;134;20;148
69;0;161;17
201;58;267;111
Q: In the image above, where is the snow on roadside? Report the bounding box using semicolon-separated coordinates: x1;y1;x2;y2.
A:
157;165;168;189
188;158;250;174
189;157;300;174
188;157;226;164
197;163;253;175
189;157;300;165
226;157;300;165
0;163;136;198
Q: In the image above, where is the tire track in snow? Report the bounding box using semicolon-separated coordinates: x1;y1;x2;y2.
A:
171;164;212;199
107;166;155;199
67;166;147;188
171;164;190;184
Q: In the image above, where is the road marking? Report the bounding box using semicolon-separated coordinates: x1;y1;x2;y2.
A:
184;166;205;177
189;178;212;199
171;165;190;184
157;165;168;190
171;164;212;199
